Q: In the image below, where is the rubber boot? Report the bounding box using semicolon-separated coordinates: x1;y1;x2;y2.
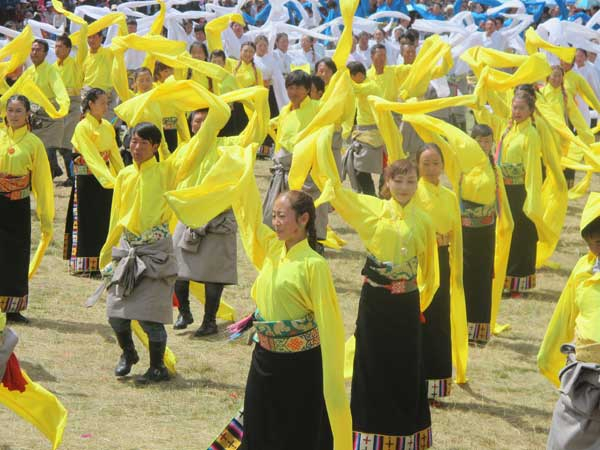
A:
114;331;139;376
6;312;29;324
173;280;194;330
135;340;170;385
194;283;222;337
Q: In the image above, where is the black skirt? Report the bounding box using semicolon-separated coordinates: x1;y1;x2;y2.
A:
422;245;452;399
463;223;495;343
0;196;30;312
351;263;431;442
240;344;332;450
505;185;537;291
64;172;113;274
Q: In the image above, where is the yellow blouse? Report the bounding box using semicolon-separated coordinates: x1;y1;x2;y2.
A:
0;125;54;277
21;61;70;114
71;113;124;189
540;83;594;145
538;252;600;387
414;178;467;383
366;64;409;102
83;47;114;93
564;69;600;114
497;118;544;226
164;144;352;450
233;61;263;88
273;96;320;152
289;125;439;311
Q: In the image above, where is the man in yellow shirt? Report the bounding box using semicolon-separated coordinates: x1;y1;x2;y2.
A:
53;32;87;186
82;31;115;119
22;39;70;179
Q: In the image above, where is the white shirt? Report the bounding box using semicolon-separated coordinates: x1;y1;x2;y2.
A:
273;48;293;75
481;30;504;51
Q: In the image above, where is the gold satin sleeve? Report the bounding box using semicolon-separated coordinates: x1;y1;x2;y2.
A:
537;255;585;387
29;134;55;278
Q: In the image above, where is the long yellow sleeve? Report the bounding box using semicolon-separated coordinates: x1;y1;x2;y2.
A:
537;255;584;387
308;260;353;450
525;28;576;63
205;13;245;53
331;0;359;70
441;189;469;384
491;167;514;335
0;370;67;450
29;134;54;278
0;26;33;82
398;34;453;100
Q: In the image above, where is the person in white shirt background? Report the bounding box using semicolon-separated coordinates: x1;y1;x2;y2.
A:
273;32;293;77
481;18;504;51
223;20;250;60
356;31;372;69
373;27;398;64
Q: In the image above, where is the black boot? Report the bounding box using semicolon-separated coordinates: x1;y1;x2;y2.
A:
173;280;194;329
6;312;29;324
135;340;170;385
114;331;139;376
194;283;222;337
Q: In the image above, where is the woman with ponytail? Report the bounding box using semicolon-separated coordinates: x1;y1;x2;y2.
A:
1;95;54;323
413;143;468;403
168;145;351;448
290;132;438;446
64;88;124;276
495;89;544;297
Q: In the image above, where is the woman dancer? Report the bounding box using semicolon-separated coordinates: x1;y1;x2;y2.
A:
414;143;467;403
1;95;54;323
165;145;351;449
64;88;123;276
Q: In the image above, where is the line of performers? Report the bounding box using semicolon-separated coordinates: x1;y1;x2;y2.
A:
1;9;600;450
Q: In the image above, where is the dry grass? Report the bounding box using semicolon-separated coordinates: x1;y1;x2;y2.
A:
1;159;593;450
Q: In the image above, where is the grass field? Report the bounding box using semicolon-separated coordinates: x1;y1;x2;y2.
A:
1;159;592;450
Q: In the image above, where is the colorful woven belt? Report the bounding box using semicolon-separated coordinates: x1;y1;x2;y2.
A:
502;176;525;185
363;276;418;294
72;151;110;176
254;313;320;353
461;214;495;228
0;173;30;200
162;116;178;130
124;223;170;247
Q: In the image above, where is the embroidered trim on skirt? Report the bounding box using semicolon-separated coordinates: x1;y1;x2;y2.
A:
427;378;452;400
422;245;452;399
0;196;30;312
462;223;495;344
353;426;432;450
351;257;431;443
504;184;537;292
208;409;244;450
468;322;491;344
64;164;113;274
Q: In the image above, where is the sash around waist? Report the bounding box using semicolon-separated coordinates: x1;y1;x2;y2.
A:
0;172;31;200
254;312;320;353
